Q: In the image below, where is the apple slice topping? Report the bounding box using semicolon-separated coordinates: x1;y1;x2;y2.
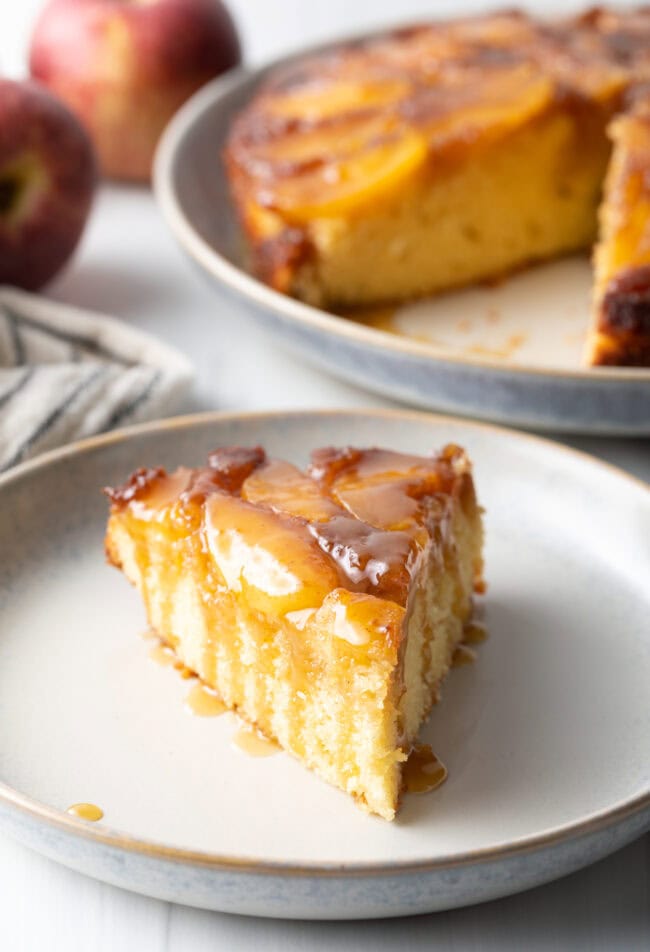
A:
264;78;410;122
206;445;267;492
240;112;400;177
414;68;554;151
307;515;416;607
259;128;427;221
242;458;340;522
309;447;448;532
204;492;341;617
105;466;192;520
242;459;421;604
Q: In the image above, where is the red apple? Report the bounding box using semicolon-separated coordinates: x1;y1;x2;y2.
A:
29;0;242;182
0;79;96;291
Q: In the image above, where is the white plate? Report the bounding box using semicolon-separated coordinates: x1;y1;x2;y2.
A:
154;63;650;434
0;409;648;919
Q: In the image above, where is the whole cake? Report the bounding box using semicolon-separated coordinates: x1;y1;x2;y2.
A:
224;7;650;366
105;444;484;819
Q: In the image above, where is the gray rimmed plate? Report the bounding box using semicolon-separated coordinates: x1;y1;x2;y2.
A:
153;53;650;435
0;409;648;919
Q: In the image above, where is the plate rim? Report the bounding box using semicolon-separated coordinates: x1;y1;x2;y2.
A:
153;60;650;386
1;406;648;878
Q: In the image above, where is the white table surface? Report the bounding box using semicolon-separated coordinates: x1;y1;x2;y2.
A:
1;2;649;949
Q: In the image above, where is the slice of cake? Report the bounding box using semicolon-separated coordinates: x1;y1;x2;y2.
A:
224;7;650;367
105;443;484;820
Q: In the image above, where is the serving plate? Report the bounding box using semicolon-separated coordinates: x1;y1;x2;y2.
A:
0;409;648;919
154;58;650;435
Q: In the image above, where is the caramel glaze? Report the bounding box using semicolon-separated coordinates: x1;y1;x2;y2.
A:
462;622;488;645
185;682;227;717
451;644;478;667
225;9;650;213
149;642;176;666
307;515;416;606
174;660;196;680
105;443;481;619
230;8;650;146
205;445;266;491
148;636;276;740
232;726;280;757
66;803;103;822
403;744;448;795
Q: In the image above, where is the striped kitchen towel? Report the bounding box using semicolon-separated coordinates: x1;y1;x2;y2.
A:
0;286;194;471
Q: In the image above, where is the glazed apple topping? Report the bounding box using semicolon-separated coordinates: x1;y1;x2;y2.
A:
106;445;466;616
204;491;341;616
104;466;191;517
228;8;640;228
258;129;428;221
307;515;416;606
309;446;462;532
206;445;267;492
242;458;340;522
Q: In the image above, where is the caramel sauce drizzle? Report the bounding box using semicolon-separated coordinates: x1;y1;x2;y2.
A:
146;614;488;785
66;803;103;822
462;622;488;645
342;308;528;362
148;642;176;666
185;683;227;717
404;745;448;795
173;660;196;680
451;644;478;667
147;636;278;753
232;726;280;757
405;618;486;799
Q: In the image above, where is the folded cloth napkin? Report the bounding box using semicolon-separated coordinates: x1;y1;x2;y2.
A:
0;286;193;471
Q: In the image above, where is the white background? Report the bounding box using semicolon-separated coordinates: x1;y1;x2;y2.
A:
0;1;649;949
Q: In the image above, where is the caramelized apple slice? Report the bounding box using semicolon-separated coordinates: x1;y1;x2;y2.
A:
310;448;447;533
242;459;340;522
420;69;553;150
265;78;409;121
106;466;193;522
244;112;399;173
243;460;419;604
307;514;416;606
204;492;340;616
332;481;426;535
262;129;427;220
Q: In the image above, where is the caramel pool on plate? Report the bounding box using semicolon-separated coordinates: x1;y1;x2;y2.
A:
66;803;103;822
403;745;448;795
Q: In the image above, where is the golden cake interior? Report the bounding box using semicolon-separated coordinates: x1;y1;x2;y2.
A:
105;444;484;820
225;7;650;366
